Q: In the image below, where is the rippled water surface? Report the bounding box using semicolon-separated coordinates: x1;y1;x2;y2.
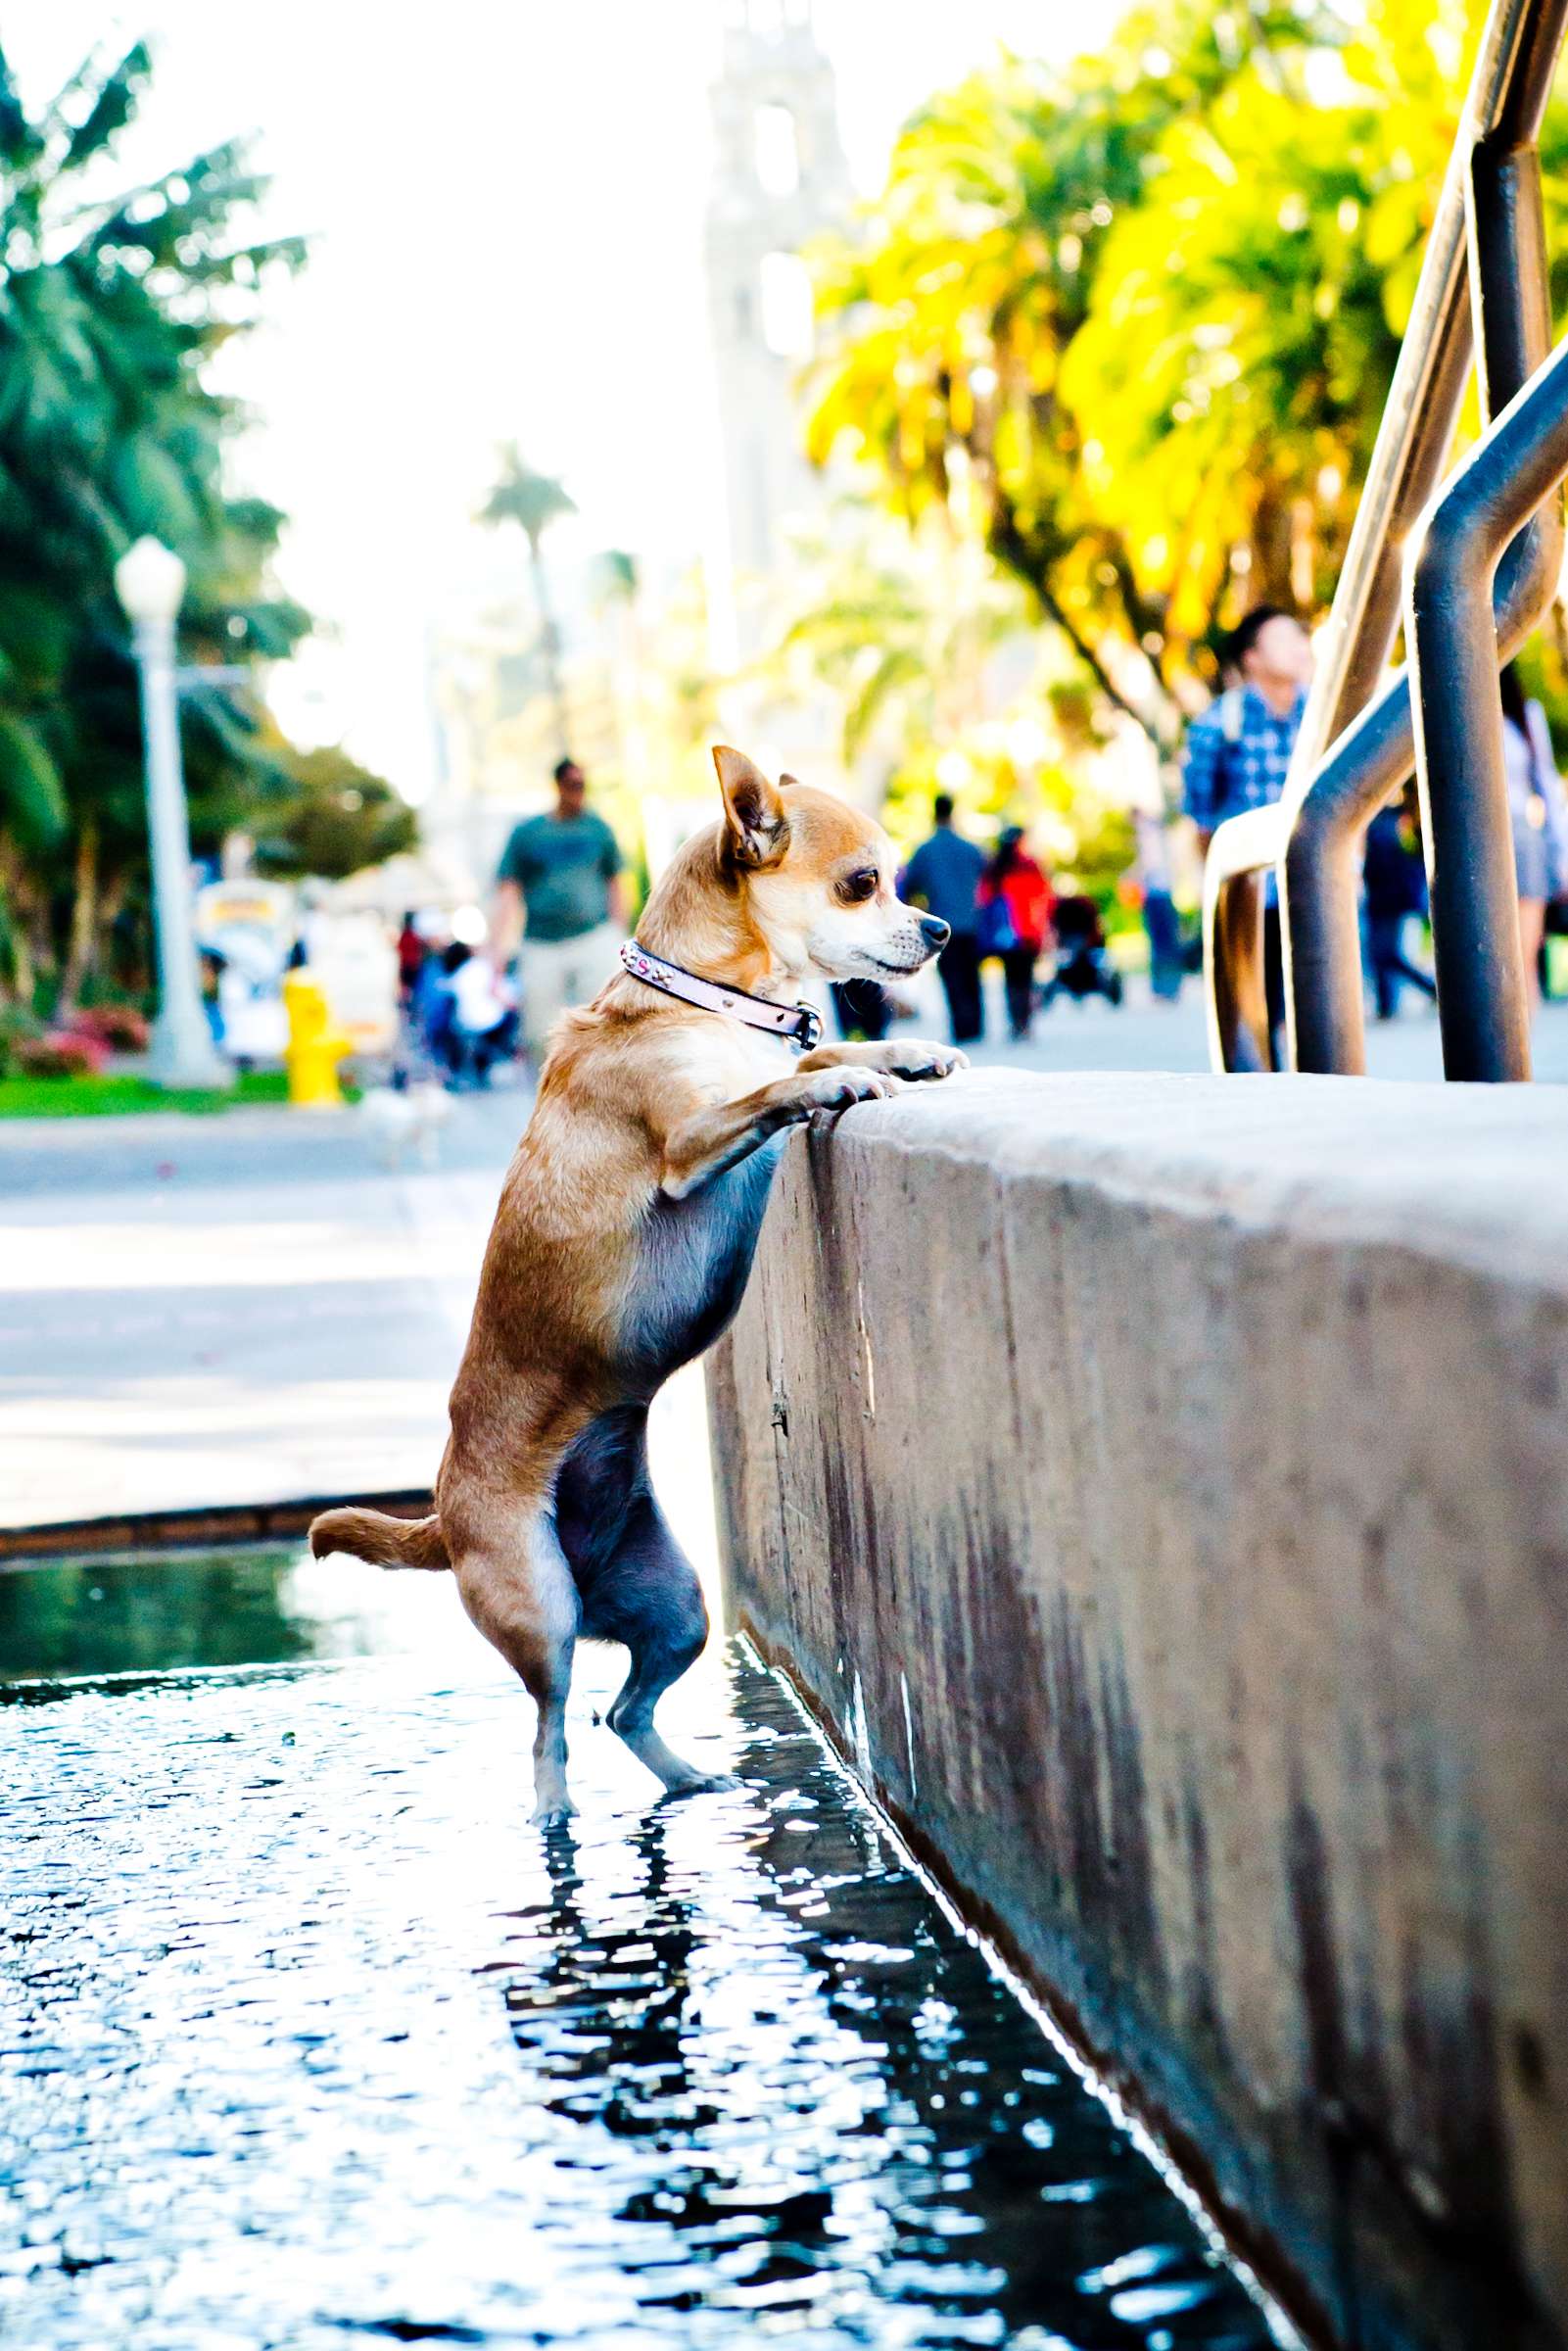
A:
1;1548;1276;2349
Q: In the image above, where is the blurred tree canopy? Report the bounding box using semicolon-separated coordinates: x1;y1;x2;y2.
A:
757;502;1143;901
805;0;1568;752
0;40;393;1007
251;745;418;882
481;446;576;761
772;509;1027;769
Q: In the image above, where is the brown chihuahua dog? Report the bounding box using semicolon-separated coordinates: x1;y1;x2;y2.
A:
311;748;964;1824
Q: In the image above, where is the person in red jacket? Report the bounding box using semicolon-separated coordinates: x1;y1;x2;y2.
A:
977;826;1054;1042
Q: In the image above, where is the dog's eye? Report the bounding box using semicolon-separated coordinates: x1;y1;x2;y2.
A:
837;870;879;905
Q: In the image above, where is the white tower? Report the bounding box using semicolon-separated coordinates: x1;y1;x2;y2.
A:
705;0;851;613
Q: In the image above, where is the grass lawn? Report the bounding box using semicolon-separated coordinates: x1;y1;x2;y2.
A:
0;1069;315;1119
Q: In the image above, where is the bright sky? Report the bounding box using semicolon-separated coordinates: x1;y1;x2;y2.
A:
14;1;1072;799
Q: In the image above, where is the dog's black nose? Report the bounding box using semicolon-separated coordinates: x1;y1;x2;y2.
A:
920;914;950;951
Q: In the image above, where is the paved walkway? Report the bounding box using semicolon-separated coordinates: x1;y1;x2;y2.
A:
0;1093;704;1579
950;971;1568;1080
0;1101;496;1530
2;987;1562;1535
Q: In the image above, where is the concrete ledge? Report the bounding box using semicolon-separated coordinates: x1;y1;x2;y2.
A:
706;1071;1568;2351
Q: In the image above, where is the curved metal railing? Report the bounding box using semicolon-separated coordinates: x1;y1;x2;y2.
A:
1203;0;1568;1080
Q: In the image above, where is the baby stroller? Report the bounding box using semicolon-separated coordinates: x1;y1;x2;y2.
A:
1040;893;1123;1008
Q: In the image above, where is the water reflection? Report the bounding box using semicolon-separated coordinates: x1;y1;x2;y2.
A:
0;1556;1276;2349
0;1542;467;1685
0;1548;317;1682
483;1671;1268;2349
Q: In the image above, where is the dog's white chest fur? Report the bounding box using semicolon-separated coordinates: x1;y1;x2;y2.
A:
678;1017;801;1103
736;1026;800;1086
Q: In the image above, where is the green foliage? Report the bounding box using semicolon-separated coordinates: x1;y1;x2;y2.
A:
883;735;1135;908
806;0;1568;737
252;744;418;882
0;1067;294;1117
760;506;1132;896
0;997;42;1077
0;38;316;997
772;510;1027;767
592;549;640;606
0;1549;313;1681
0;708;68;849
481;448;576;551
480;447;575;749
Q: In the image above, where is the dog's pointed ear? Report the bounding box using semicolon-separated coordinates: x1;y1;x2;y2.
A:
714;745;789;868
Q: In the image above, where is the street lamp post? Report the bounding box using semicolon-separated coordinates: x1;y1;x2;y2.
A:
114;537;231;1091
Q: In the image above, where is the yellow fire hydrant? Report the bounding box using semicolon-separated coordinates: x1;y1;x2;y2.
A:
283;970;352;1108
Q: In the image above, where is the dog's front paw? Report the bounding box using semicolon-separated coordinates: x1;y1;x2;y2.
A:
882;1039;968;1081
798;1066;899;1117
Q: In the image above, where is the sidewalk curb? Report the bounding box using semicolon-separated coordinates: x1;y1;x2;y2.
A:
0;1489;435;1568
0;1104;359;1145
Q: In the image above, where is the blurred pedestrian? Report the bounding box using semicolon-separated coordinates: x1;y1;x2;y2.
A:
901;792;986;1044
396;910;426;1008
407;917;452;1063
442;941;519;1088
199;948;225;1047
1042;892;1124;1008
494;757;628;1061
421;939;463;1072
977;827;1053;1041
831;979;891;1043
1499;664;1568;1006
1363;796;1436;1021
1136;814;1183;1001
1181;605;1312;1067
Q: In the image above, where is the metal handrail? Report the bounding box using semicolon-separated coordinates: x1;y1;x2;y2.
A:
1289;0;1567;773
1408;334;1568;1075
1202;0;1568;1077
1281;508;1561;1076
1201;809;1282;1073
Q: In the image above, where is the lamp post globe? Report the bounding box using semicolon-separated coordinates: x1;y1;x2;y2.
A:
115;536;230;1090
114;536;188;627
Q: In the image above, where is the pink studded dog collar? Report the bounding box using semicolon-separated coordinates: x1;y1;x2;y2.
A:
619;940;824;1051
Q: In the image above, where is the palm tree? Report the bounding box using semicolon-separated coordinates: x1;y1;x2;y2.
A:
481;448;577;759
0;37;311;1004
776;515;1025;772
804;7;1339;740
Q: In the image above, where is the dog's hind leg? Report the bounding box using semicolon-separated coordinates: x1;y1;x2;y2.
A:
602;1497;726;1798
558;1410;727;1799
449;1497;581;1828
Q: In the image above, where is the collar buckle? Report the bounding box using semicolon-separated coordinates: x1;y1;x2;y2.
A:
793;1004;824;1052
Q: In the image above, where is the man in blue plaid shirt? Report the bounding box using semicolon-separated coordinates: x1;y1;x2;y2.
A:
1182;604;1312;1064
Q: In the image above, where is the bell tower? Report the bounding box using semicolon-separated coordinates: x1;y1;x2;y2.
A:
705;0;851;612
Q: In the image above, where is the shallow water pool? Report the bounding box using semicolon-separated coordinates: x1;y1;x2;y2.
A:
1;1547;1282;2349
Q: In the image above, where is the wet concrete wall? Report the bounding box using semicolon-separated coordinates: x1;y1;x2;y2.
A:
705;1070;1568;2351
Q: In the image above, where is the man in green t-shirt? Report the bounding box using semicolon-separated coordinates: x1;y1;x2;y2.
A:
493;758;627;1061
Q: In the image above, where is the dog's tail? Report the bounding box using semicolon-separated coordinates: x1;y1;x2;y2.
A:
309;1506;450;1571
